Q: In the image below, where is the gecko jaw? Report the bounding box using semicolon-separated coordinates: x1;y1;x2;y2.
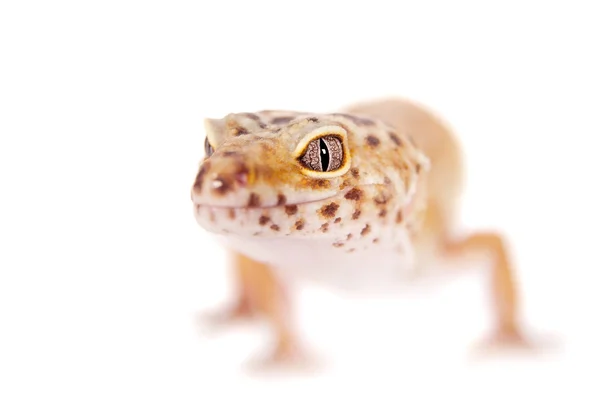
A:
191;183;401;240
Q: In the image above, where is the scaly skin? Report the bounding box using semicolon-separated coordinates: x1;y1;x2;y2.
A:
191;98;528;365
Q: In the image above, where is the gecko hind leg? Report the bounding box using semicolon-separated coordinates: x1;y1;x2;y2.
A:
443;231;534;352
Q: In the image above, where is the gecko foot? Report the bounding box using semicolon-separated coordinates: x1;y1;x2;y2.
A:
476;327;532;351
244;341;321;375
197;301;255;334
469;326;560;359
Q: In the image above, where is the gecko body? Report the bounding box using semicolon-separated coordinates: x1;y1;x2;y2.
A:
191;98;526;363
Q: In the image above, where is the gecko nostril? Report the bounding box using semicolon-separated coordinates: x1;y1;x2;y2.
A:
211;175;231;195
234;170;248;187
211;178;225;190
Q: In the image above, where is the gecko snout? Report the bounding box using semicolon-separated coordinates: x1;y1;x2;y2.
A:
210;166;250;194
192;152;254;198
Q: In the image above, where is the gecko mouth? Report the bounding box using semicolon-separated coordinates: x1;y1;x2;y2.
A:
190;184;357;211
191;191;347;238
193;191;343;211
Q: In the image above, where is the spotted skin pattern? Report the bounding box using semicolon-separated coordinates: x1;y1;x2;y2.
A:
191;98;530;365
193;109;427;247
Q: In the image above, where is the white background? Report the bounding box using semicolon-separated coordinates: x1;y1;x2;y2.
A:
1;1;599;399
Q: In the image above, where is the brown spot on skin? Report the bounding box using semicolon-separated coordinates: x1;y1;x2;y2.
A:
240;112;261;121
339;180;351;190
271;116;294;124
374;192;391;205
284;205;298;215
295;219;305;230
315;179;329;189
277;194;287;206
234;127;249;136
389;132;403;146
270;224;280;231
347;248;356;253
347;233;353;240
378;209;387;218
259;215;270;226
193;161;210;192
320;223;329;233
332;113;375;126
372;238;379;243
247;193;260;208
383;177;391;185
334;217;342;224
228;209;235;220
222;151;237;157
333;242;344;248
366;135;380;147
396;210;404;223
416;164;422;174
352;209;361;220
344;188;363;201
258;122;268;129
351;168;360;178
300;177;331;190
319;202;339;219
361;224;371;236
307;117;319;122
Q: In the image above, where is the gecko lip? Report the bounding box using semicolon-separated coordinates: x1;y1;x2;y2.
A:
192;191;344;210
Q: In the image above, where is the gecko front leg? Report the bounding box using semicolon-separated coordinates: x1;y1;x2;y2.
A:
202;250;305;366
202;252;258;325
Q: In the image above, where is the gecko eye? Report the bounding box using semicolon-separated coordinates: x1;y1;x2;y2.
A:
204;137;215;157
299;135;344;172
294;126;351;178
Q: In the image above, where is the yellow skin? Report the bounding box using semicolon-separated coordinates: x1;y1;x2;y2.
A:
191;98;528;364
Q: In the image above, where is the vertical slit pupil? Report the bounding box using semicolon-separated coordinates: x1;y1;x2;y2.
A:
319;137;330;171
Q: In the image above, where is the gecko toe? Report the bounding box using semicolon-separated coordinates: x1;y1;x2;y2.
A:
243;342;323;375
468;327;563;360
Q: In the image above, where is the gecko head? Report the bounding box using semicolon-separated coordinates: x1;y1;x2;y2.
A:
190;110;427;240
